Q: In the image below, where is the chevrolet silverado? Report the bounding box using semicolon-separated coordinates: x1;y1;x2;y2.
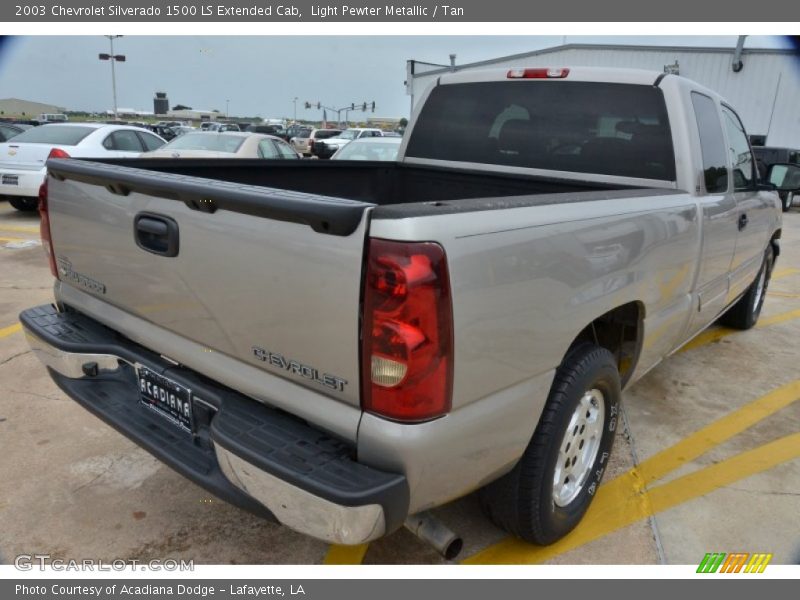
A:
21;67;781;552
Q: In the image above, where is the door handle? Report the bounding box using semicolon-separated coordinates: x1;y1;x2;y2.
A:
738;213;748;231
134;213;179;257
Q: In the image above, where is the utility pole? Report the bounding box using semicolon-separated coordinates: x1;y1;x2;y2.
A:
293;97;298;122
226;99;230;118
99;35;124;119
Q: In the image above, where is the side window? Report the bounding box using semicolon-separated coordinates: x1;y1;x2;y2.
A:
691;92;728;194
258;140;279;159
721;106;755;190
138;132;165;151
109;130;144;152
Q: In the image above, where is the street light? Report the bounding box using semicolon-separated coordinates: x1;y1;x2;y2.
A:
226;99;230;119
98;35;125;119
293;97;298;123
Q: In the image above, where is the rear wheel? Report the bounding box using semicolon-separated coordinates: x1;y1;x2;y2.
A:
479;344;620;545
8;197;38;212
782;193;792;212
719;245;774;330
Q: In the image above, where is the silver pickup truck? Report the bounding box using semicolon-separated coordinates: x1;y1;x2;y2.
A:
21;67;781;553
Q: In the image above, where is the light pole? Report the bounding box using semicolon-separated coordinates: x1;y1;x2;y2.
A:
293;97;298;123
98;35;125;119
226;99;230;119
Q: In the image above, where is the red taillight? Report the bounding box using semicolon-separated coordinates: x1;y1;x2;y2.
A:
47;147;70;159
362;239;453;422
309;138;314;148
507;67;570;79
38;179;58;279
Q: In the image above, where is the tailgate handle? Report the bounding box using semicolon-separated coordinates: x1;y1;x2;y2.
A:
134;213;179;257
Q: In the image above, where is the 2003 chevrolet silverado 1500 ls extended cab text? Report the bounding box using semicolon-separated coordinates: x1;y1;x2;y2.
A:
21;67;781;552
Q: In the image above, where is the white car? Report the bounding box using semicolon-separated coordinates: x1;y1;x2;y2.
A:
140;132;301;159
312;128;385;158
331;136;402;161
0;123;166;211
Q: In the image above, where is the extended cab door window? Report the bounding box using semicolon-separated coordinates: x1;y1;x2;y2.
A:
721;105;756;190
690;92;728;194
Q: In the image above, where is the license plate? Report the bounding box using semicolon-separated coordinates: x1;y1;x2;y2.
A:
137;366;193;433
1;174;18;186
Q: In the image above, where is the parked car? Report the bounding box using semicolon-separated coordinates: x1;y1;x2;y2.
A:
22;67;781;553
0;122;32;142
245;124;283;135
291;128;342;156
331;136;402;161
140;131;301;159
753;146;800;211
312;127;385;158
35;113;68;123
0;123;165;211
280;123;307;143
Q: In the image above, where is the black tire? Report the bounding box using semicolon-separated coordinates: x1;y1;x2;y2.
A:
479;344;621;545
8;197;38;212
719;245;774;330
781;193;791;212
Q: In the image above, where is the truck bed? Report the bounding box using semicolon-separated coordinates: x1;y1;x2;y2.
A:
101;158;636;204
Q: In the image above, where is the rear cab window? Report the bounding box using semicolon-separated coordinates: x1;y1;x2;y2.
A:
405;81;676;181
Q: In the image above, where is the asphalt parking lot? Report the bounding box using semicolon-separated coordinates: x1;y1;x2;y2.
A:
0;199;798;566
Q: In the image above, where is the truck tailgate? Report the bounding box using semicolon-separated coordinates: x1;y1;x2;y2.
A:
45;159;373;410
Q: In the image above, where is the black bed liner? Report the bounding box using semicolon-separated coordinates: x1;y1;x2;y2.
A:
48;157;678;236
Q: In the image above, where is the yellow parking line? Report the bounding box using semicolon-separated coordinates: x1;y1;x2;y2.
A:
0;323;22;339
678;326;736;353
636;379;800;484
463;432;800;565
768;291;800;299
0;235;29;243
679;306;800;353
0;224;39;234
771;267;799;281
758;307;800;327
323;544;370;564
462;380;800;565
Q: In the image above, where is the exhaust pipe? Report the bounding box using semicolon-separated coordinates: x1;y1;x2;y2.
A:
404;512;463;560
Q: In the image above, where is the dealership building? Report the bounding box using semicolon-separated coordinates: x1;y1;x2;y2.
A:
406;43;800;147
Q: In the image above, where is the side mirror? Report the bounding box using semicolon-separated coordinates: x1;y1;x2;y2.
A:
766;163;800;192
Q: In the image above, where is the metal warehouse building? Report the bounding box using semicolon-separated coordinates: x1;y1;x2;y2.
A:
406;43;800;147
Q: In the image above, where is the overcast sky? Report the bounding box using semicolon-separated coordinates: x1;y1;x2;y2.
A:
0;35;793;119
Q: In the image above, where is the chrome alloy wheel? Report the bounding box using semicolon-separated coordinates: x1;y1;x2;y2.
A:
552;388;605;507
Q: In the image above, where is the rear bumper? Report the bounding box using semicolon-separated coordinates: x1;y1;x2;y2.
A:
0;166;45;197
20;304;409;545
